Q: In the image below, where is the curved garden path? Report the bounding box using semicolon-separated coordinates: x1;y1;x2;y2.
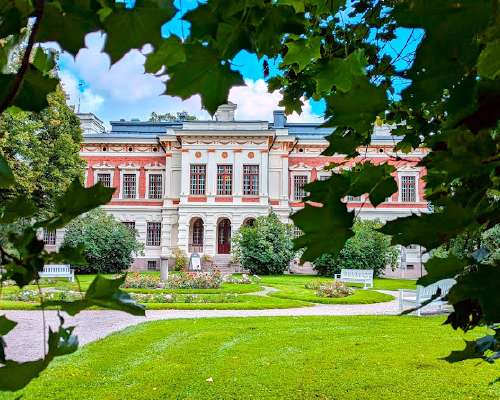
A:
3;290;443;362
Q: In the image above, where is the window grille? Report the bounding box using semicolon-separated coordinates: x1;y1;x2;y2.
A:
190;165;206;195
123;174;137;199
401;176;417;202
148;174;163;199
43;229;56;245
96;173;111;187
243;165;259;195
147;260;158;271
146;222;161;246
217;165;232;195
293;175;308;201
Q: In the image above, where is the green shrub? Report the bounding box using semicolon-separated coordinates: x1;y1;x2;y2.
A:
313;219;398;277
316;282;353;298
172;247;188;271
232;213;295;275
63;209;143;274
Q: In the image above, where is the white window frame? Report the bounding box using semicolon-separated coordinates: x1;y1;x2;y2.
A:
293;175;309;201
290;170;311;201
120;170;139;199
398;171;419;203
93;169;114;188
146;172;164;199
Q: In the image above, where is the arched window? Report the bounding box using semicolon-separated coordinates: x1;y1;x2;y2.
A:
189;218;204;253
243;218;256;227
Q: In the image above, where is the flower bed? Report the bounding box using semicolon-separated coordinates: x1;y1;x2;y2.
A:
122;271;223;290
3;289;83;302
167;271;223;289
223;273;253;284
316;281;353;298
130;292;239;304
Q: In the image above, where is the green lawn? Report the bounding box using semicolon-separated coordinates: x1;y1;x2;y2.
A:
268;284;394;304
0;274;415;310
3;316;497;400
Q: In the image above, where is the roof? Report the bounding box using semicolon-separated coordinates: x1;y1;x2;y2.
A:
81;113;402;143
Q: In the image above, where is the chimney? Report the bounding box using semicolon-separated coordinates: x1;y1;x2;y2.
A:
214;102;237;121
273;110;286;128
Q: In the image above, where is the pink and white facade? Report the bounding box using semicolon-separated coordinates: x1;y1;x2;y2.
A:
49;104;429;278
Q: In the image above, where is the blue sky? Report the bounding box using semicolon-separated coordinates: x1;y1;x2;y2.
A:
56;1;420;127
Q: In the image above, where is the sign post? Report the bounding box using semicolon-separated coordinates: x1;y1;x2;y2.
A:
189;252;201;271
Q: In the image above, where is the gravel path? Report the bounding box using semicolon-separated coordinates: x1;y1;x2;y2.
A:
3;290;443;362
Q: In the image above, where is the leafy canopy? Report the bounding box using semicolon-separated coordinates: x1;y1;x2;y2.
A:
0;0;499;388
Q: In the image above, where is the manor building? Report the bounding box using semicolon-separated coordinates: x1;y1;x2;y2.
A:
49;104;429;278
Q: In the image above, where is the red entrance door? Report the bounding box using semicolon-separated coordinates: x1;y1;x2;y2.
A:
217;219;231;254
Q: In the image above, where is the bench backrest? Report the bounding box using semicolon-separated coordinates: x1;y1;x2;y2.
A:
43;265;71;274
340;269;373;280
417;278;456;298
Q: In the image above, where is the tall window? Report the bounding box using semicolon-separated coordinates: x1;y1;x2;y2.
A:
123;173;137;199
217;165;232;195
191;218;204;252
43;229;56;245
243;165;259;195
190;165;206;195
401;176;417;202
96;173;111;187
293;175;308;201
146;222;161;246
148;174;163;199
122;221;136;231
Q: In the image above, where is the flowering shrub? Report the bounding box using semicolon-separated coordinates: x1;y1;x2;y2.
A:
122;272;160;289
316;281;353;298
304;280;323;290
130;292;238;304
4;289;83;302
131;293;176;303
167;271;223;289
223;274;253;284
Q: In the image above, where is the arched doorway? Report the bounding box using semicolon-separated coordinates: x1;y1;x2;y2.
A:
217;218;231;254
243;217;256;227
189;218;204;253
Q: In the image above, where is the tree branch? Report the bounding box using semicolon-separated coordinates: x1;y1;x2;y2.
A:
0;0;45;114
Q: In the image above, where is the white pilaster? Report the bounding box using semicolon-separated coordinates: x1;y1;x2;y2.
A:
261;151;269;197
207;150;216;198
234;151;243;199
180;151;190;197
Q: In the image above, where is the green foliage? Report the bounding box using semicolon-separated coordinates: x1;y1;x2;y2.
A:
292;163;397;261
232;213;295;275
149;110;197;122
171;247;187;271
0;87;85;213
313;219;398;277
62;209;143;274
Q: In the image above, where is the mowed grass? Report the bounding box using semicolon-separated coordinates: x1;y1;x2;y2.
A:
0;274;414;310
268;285;394;304
3;316;498;400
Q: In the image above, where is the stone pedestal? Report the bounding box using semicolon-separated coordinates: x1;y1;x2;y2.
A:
160;257;169;282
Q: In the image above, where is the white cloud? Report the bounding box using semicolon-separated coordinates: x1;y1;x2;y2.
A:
59;69;104;113
229;79;323;123
56;33;323;124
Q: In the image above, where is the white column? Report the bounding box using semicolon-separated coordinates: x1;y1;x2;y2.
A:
207;150;216;198
281;155;289;201
177;213;189;254
180;151;190;197
234;150;243;199
205;214;217;256
164;155;172;199
260;150;269;198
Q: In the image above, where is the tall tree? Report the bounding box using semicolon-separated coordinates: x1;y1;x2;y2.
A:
0;86;85;213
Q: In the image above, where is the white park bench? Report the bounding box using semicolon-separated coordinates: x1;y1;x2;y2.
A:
38;264;75;282
399;278;456;316
334;269;374;289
